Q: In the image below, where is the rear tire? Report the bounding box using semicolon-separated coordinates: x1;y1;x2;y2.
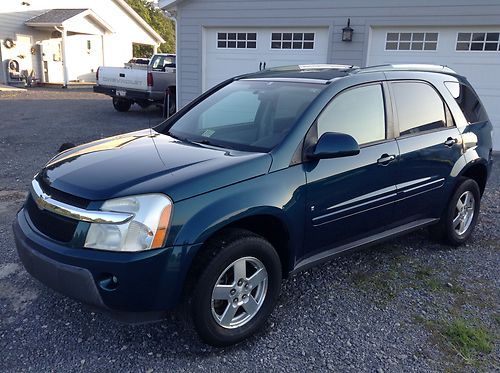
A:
430;178;481;246
190;229;281;346
168;93;176;116
112;97;132;112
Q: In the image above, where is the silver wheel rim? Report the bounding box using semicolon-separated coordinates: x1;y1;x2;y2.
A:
211;256;268;329
453;190;475;236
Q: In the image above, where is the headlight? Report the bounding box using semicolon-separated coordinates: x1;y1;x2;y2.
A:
84;194;173;252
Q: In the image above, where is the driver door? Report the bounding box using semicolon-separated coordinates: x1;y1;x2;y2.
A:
301;83;399;262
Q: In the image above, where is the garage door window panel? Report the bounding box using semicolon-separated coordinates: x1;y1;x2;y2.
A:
456;32;500;51
271;32;315;50
392;82;447;136
217;32;257;49
317;84;386;145
385;32;437;51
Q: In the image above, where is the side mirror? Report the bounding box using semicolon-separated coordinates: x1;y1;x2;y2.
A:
307;132;360;160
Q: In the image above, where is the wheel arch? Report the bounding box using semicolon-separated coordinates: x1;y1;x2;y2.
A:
458;160;488;196
190;211;292;274
178;211;293;307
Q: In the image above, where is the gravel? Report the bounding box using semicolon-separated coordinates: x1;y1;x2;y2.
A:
0;88;498;372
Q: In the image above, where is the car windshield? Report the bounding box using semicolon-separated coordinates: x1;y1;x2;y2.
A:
165;80;324;152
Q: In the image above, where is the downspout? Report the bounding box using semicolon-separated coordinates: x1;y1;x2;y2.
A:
54;25;68;88
101;34;105;66
164;9;178;109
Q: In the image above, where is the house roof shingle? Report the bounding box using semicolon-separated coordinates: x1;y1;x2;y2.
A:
26;9;88;24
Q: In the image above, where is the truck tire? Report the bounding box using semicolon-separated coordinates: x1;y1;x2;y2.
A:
168;94;176;116
112;97;132;112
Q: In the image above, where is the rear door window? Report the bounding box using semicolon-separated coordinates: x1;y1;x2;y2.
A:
391;82;446;136
444;81;488;123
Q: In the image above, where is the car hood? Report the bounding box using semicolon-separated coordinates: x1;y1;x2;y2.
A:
41;129;272;202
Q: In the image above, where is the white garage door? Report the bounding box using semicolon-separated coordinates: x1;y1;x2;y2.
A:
203;27;329;90
368;26;500;150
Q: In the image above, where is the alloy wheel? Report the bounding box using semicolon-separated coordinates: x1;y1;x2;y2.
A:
211;256;268;329
453;190;475;236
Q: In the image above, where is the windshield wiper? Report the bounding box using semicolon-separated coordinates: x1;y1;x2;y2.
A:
167;131;197;145
167;132;234;150
195;139;235;150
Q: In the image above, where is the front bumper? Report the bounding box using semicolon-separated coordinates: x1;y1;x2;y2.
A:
13;209;202;319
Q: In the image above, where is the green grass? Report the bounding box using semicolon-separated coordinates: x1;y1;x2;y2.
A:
493;313;500;326
414;316;494;366
441;319;493;364
351;269;398;301
413;265;465;294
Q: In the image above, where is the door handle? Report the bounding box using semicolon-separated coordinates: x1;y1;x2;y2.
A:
444;137;458;147
259;62;262;71
377;154;396;166
263;62;266;69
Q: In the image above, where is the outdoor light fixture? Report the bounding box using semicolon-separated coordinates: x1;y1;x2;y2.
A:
342;18;354;42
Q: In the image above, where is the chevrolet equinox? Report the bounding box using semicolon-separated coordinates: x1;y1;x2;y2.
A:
14;64;493;346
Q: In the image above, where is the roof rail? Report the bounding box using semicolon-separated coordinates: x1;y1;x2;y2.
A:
268;64;359;72
354;64;457;74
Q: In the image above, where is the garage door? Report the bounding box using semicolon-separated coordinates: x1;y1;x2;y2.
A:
203;27;329;90
368;26;500;150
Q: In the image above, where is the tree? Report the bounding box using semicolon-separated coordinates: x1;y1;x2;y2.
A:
125;0;175;57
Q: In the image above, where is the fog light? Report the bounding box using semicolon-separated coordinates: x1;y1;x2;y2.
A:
98;273;119;291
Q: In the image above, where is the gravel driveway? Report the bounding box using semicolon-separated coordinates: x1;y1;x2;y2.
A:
0;88;498;372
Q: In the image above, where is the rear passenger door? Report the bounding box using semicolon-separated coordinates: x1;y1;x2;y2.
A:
389;80;463;222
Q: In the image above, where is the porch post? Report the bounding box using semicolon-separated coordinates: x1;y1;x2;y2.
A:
153;44;158;54
60;27;69;88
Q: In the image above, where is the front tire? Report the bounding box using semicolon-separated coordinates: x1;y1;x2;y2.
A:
431;178;481;246
190;230;282;346
112;97;132;112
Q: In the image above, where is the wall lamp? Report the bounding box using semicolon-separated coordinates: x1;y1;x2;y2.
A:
342;18;354;42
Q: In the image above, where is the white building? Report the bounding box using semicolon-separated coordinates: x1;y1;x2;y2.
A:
0;0;164;86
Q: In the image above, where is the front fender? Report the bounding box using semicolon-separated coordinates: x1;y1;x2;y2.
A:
168;165;307;265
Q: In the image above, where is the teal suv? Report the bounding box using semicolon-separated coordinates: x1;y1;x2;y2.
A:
13;64;493;346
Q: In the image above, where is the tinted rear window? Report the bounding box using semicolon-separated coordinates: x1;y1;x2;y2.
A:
392;82;446;136
444;81;488;123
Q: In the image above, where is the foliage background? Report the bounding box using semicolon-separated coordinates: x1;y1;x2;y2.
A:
126;0;175;57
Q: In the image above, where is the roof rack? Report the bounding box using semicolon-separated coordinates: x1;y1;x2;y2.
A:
354;64;457;74
268;64;359;72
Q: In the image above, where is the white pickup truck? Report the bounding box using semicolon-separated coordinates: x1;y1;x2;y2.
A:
94;54;176;114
